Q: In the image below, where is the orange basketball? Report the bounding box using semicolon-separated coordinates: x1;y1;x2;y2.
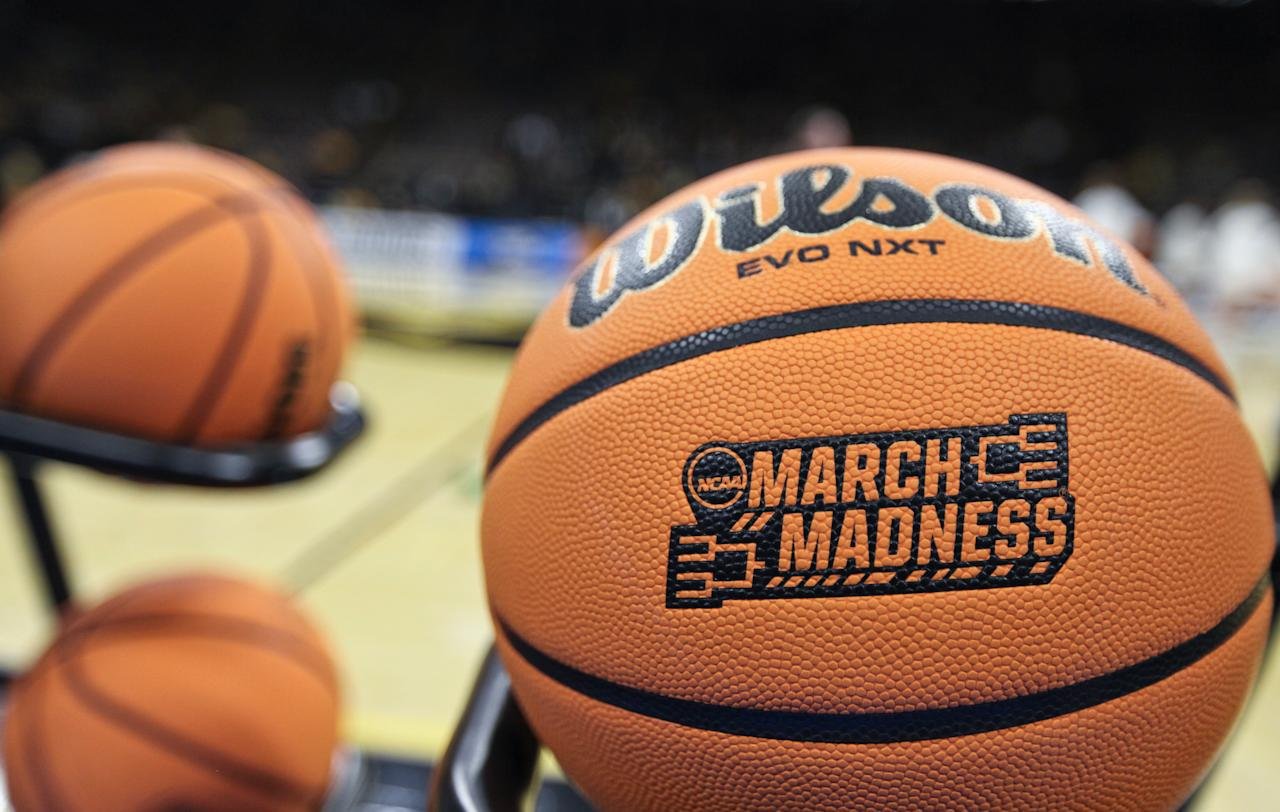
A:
481;148;1275;810
2;573;340;811
0;142;354;445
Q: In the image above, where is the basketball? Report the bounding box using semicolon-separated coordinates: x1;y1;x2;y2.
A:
481;148;1276;810
0;142;354;445
1;574;340;811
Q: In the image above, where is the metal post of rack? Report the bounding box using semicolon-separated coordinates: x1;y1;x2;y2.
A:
6;454;72;611
0;385;365;631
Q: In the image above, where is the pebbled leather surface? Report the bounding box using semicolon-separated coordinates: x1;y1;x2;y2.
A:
2;574;340;812
486;147;1232;465
486;322;1271;713
482;147;1275;811
0;142;354;445
498;600;1269;812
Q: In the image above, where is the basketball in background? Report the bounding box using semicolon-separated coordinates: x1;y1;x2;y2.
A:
482;148;1275;810
2;573;340;811
0;141;354;445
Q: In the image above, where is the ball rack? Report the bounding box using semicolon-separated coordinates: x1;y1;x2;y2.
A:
0;383;366;612
0;385;373;808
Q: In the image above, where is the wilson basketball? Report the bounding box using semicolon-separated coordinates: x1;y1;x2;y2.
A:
482;148;1275;810
1;574;340;811
0;142;354;445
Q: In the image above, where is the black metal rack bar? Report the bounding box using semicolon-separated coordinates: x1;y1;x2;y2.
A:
428;646;540;812
0;387;366;614
6;455;71;611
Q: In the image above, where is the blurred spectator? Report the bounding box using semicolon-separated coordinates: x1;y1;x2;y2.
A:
0;1;1275;247
790;106;853;150
0;142;45;204
1155;199;1211;296
1204;180;1280;313
190;102;250;151
1073;163;1156;257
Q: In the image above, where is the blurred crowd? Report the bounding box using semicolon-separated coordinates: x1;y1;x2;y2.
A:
1075;168;1280;314
0;3;1277;310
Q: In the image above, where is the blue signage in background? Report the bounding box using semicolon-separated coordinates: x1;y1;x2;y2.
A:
462;219;584;281
321;206;587;336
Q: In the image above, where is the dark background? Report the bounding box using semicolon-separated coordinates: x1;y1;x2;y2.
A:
0;0;1275;229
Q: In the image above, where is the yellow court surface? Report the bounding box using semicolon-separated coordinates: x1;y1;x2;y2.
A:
0;338;508;758
0;333;1277;810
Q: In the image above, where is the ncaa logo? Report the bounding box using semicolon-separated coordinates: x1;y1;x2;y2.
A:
684;446;747;509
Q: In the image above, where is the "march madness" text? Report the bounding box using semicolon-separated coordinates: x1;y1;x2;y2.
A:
667;413;1074;608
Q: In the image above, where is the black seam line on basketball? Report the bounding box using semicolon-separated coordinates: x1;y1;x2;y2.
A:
297;197;346;434
2;168;240;232
26;659;77;812
259;196;336;442
175;188;308;444
8;191;274;406
1;169;288;278
277;195;333;346
174;209;273;442
56;622;325;804
484;299;1234;477
498;573;1269;744
60;611;338;696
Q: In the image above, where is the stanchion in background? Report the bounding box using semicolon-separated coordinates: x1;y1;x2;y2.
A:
430;461;1280;812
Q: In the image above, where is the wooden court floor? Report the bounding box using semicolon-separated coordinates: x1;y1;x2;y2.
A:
0;334;1277;810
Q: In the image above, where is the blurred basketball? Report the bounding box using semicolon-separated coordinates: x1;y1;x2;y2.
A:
0;141;355;445
2;573;340;811
482;148;1275;810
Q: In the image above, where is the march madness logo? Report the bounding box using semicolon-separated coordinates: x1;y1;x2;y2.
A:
666;413;1074;608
